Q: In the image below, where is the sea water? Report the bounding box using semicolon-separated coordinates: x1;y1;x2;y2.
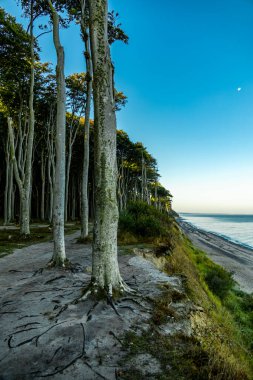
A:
180;213;253;249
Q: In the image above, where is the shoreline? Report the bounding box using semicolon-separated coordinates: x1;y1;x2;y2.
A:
177;218;253;294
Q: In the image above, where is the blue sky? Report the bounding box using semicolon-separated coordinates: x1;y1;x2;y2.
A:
2;0;253;213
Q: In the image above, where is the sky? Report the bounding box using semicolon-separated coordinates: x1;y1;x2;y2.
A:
1;0;253;214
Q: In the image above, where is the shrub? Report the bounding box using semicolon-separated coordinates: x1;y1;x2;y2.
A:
119;201;172;239
204;267;234;300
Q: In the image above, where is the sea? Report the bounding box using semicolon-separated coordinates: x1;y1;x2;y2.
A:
179;213;253;249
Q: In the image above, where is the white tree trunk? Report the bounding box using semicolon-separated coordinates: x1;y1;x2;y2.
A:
20;0;35;236
89;0;125;295
4;137;10;225
8;162;14;222
80;10;92;240
41;150;46;221
49;0;66;266
7;3;35;236
64;138;72;222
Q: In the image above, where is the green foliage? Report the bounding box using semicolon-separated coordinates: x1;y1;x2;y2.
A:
177;240;253;367
204;267;234;300
119;201;171;238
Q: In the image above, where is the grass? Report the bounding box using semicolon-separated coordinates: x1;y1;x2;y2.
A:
0;223;79;258
118;207;253;379
164;235;253;379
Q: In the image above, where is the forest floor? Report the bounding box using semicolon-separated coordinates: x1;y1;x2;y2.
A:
0;223;79;259
0;230;198;380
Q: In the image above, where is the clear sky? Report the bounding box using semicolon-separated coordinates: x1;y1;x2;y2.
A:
2;0;253;213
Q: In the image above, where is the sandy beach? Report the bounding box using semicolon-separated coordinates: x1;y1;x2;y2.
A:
178;219;253;294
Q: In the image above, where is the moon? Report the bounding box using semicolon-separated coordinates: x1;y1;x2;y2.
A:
237;87;242;92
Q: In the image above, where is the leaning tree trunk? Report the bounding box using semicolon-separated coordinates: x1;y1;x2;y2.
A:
48;0;66;266
80;7;92;239
88;0;126;296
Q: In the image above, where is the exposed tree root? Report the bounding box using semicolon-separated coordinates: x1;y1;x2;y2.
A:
46;259;66;269
7;320;74;349
44;275;66;285
32;268;44;276
15;322;41;330
84;361;109;380
18;314;40;320
109;330;124;346
46;346;62;364
24;289;61;295
31;323;85;378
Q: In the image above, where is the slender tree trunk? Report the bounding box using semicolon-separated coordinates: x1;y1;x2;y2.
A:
8;162;14;222
4;137;10;225
64;138;72;222
88;0;126;295
11;184;15;222
80;8;92;239
8;117;24;214
41;150;46;221
47;157;53;223
20;0;35;236
71;177;76;221
48;0;66;266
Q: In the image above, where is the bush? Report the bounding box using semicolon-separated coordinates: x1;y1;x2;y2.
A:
119;201;171;238
204;267;234;300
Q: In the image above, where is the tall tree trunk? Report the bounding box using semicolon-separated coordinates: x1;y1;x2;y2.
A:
64;138;72;222
41;150;46;221
8;117;24;217
20;0;35;236
48;0;66;266
80;6;92;239
8;162;14;222
11;184;15;222
88;0;126;295
4;137;10;225
71;177;76;221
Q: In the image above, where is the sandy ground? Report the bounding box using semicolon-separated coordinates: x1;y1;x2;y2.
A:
0;231;193;379
179;219;253;294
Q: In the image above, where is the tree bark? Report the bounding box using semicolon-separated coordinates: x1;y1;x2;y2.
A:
48;0;66;266
88;0;126;296
64;137;72;222
80;5;92;239
4;136;10;225
41;150;46;221
20;0;35;236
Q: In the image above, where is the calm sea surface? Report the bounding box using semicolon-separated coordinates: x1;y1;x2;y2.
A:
180;213;253;249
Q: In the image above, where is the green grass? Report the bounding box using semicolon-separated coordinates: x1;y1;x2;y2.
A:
164;236;253;378
184;241;253;354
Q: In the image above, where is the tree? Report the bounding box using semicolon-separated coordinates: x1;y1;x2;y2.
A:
48;0;66;266
0;5;36;235
65;72;86;222
80;1;93;240
88;0;128;296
